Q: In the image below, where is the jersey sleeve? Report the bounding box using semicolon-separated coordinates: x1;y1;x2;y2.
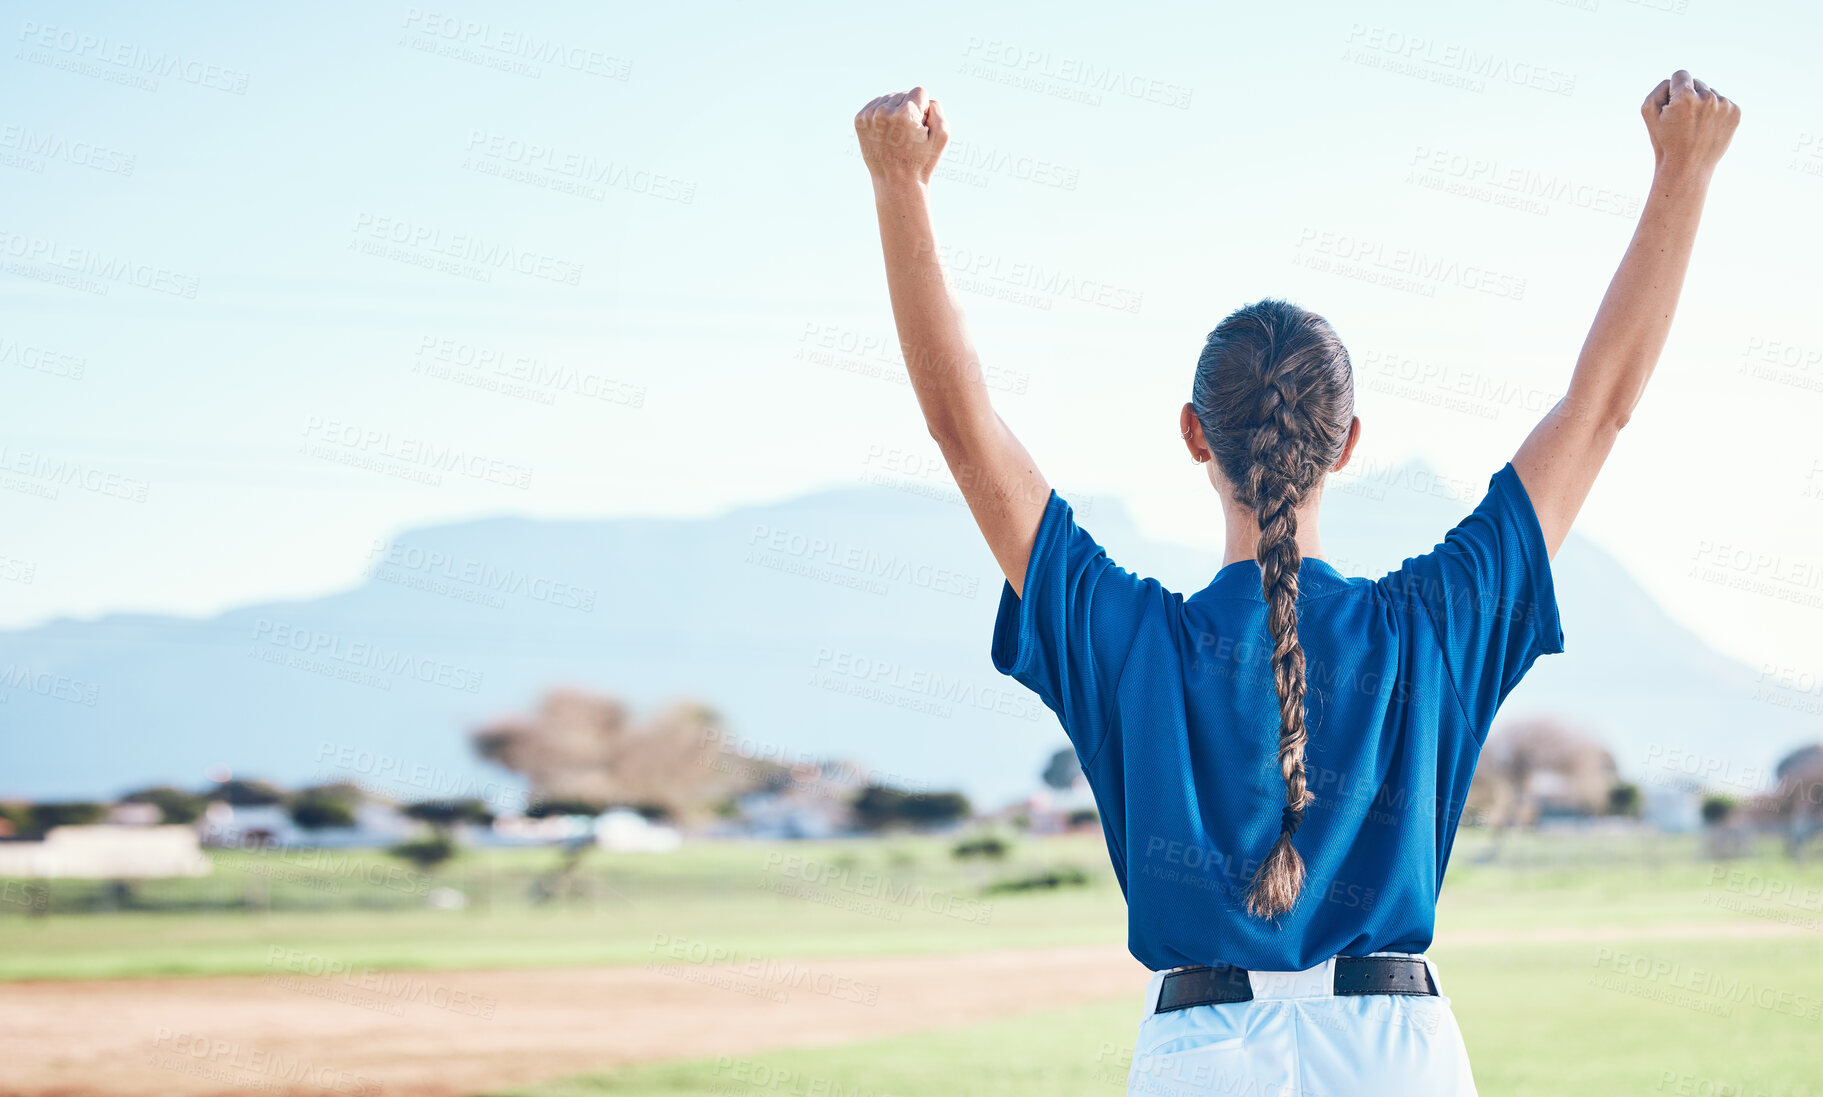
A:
1378;463;1565;740
990;490;1158;767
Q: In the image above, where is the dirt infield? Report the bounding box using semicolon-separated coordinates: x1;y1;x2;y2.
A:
1;922;1809;1097
0;944;1149;1097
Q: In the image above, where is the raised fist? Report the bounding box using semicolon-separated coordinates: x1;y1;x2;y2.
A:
1642;70;1740;175
854;87;949;186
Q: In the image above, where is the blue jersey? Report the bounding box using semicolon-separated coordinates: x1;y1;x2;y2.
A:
990;463;1563;971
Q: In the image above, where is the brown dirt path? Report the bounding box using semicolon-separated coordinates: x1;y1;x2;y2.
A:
0;944;1149;1097
1;921;1811;1097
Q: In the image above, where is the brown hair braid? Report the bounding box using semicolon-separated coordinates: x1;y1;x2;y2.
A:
1191;299;1355;919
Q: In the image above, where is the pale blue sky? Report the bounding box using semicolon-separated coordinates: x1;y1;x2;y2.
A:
3;0;1820;690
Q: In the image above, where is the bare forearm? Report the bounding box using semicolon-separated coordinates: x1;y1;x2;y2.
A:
1512;70;1738;557
855;88;1050;593
871;180;995;444
1566;163;1713;428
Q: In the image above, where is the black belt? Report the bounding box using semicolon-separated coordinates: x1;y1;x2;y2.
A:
1155;956;1436;1013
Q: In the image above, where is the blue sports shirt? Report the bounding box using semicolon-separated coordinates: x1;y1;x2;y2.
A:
991;463;1564;971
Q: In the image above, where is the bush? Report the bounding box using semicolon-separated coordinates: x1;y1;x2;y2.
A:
985;866;1091;894
526;797;606;818
1066;809;1100;828
121;786;207;825
1606;782;1641;818
1701;794;1736;826
952;834;1010;860
206;779;286;807
288;788;359;830
1;802;105;839
404;798;496;829
852;785;971;831
389;835;456;870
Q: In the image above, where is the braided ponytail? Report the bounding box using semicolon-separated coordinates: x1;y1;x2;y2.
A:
1190;299;1355;921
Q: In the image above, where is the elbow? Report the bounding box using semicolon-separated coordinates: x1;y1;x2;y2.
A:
1563;394;1633;435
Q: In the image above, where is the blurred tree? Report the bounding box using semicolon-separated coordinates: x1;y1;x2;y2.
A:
121;786;207;825
405;798;496;833
852;785;970;831
525;797;606;818
287;784;361;830
1606;782;1642;818
1763;743;1823;859
389;835;455;871
1466;717;1617;831
1701;794;1736;826
1042;748;1081;791
206;779;286;807
952;834;1009;860
473;689;779;825
0;802;104;840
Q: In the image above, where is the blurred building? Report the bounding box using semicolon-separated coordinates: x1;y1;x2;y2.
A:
0;825;210;878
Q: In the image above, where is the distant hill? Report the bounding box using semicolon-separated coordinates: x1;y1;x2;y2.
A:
0;461;1809;809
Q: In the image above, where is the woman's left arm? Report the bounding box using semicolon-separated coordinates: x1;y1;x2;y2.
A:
856;87;1050;596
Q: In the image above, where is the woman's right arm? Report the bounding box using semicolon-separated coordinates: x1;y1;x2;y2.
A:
855;87;1051;595
1512;70;1740;559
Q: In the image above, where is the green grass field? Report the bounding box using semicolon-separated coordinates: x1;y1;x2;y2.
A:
484;933;1823;1097
5;829;1821;1096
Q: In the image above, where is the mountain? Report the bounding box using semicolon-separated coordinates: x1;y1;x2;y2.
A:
0;462;1811;809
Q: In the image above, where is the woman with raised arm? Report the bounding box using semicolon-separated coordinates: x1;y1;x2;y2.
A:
855;72;1738;1094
